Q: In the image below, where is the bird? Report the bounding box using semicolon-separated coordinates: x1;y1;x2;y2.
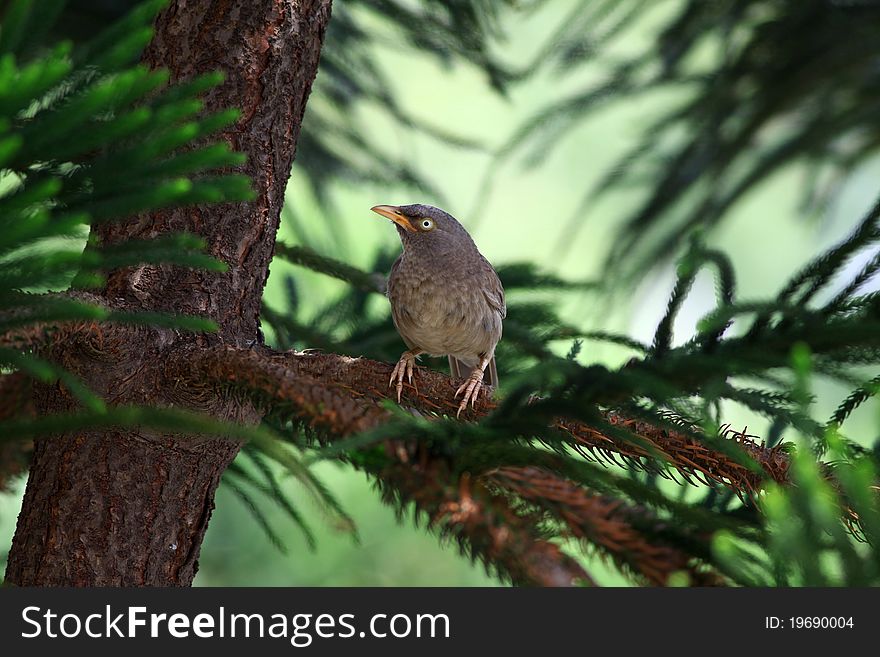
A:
371;203;505;417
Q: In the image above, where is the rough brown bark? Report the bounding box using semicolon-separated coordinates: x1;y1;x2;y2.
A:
0;373;33;492
101;0;328;343
4;0;333;586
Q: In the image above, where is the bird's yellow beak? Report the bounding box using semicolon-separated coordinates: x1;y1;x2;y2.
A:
371;205;415;232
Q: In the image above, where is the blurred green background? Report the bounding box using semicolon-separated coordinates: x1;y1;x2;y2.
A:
3;0;879;586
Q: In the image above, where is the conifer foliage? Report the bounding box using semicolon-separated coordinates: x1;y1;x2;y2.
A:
0;0;252;487
1;0;880;587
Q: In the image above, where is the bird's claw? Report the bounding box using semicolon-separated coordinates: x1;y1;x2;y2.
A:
389;352;417;403
454;372;484;417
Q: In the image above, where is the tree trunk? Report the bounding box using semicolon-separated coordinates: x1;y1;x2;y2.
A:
4;0;332;586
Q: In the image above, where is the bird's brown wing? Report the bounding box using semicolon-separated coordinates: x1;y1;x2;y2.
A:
387;255;418;350
449;259;503;387
480;258;506;320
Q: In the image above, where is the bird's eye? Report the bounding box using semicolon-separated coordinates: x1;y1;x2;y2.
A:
420;218;434;230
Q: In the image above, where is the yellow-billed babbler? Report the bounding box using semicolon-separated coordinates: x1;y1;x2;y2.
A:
371;203;505;416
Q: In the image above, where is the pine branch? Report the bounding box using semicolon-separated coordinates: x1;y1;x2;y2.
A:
557;416;792;498
159;343;802;502
2;314;809;502
247;348;796;499
171;344;593;587
273;241;597;297
827;374;880;430
274;242;386;295
167;343;810;577
485;466;727;586
19;319;865;583
374;464;595;587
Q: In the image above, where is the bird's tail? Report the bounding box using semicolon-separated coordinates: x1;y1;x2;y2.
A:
449;355;498;387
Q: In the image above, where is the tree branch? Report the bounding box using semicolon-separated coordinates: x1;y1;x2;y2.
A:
557;416;791;496
274;242;387;294
169;344;593;586
171;345;763;585
181;345;794;497
484;466;727;586
163;343;807;584
2;319;803;585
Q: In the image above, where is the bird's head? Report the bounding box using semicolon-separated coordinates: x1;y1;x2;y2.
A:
370;203;474;253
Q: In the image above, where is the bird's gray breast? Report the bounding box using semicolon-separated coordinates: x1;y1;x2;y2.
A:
387;251;502;362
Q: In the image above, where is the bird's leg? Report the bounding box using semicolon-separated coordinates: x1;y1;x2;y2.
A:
454;354;492;417
389;349;421;403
